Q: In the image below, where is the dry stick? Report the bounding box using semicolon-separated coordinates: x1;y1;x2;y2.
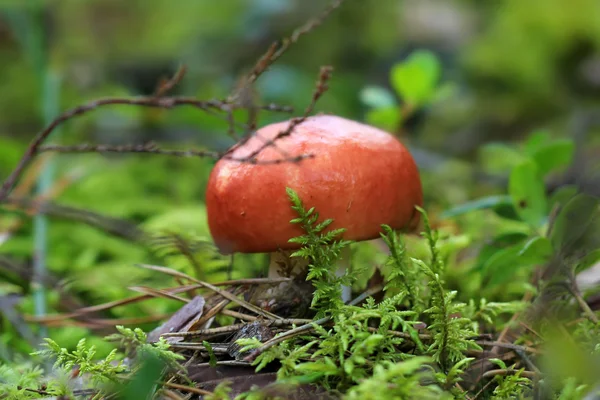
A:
471;379;496;400
194;298;231;328
221;308;259;322
161;382;213;397
161;318;304;339
570;283;599;323
476;340;542;355
137;264;281;320
25;284;205;322
481;369;539;380
169;342;230;353
30;314;171;328
455;383;473;400
127;286;191;304
194;360;251;368
219;307;312;325
153;65;187;97
30;277;286;324
37;143;310;165
213;277;292;286
161;390;186;400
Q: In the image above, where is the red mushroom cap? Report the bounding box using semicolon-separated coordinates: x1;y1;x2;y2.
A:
206;115;423;254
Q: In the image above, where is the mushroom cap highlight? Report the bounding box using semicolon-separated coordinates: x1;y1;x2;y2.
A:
206;115;423;254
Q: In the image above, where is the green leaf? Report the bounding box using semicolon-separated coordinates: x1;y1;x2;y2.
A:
524;130;551;154
390;50;441;107
119;353;165;400
203;341;217;368
474;232;530;271
550;193;600;257
508;159;548;227
359;85;397;108
441;195;512;219
295;360;338;375
483;247;527;287
530;139;575;177
483;239;552;287
479;143;527;175
549;185;580;211
365;106;401;132
489;358;508;369
575;248;600;273
519;237;553;259
492;202;521;221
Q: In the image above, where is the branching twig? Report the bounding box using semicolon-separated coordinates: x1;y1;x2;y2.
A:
137;264;282;321
0;95;293;201
232;0;344;92
222;0;343;156
0;2;344;201
240;66;334;161
154;65;187;97
37;142;312;164
481;369;539;379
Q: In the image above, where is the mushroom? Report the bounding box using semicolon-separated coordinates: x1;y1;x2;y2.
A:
206;115;423;303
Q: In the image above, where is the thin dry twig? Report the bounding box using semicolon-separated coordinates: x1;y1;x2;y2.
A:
25;284;205;323
243;316;330;363
161;318;310;339
162;382;213;396
232;0;344;92
236;65;334;162
212;277;292;286
481;369;539;379
0;87;293;202
37;142;310;165
476;340;542;355
221;0;344;157
127;286;191;304
154;65;187;97
0;2;345;200
137;264;281;320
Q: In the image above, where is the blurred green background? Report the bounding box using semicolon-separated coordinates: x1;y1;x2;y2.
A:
1;0;600;360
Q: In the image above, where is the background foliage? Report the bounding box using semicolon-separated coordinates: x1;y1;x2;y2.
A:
1;0;600;398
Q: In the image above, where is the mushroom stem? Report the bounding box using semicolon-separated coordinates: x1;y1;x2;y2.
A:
268;246;353;303
267;249;309;279
336;246;352;303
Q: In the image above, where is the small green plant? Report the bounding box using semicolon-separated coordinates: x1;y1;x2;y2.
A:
236;188;494;396
345;357;450;400
285;186;355;317
0;362;71;400
443;130;600;297
27;325;184;399
360;49;454;133
488;358;533;399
